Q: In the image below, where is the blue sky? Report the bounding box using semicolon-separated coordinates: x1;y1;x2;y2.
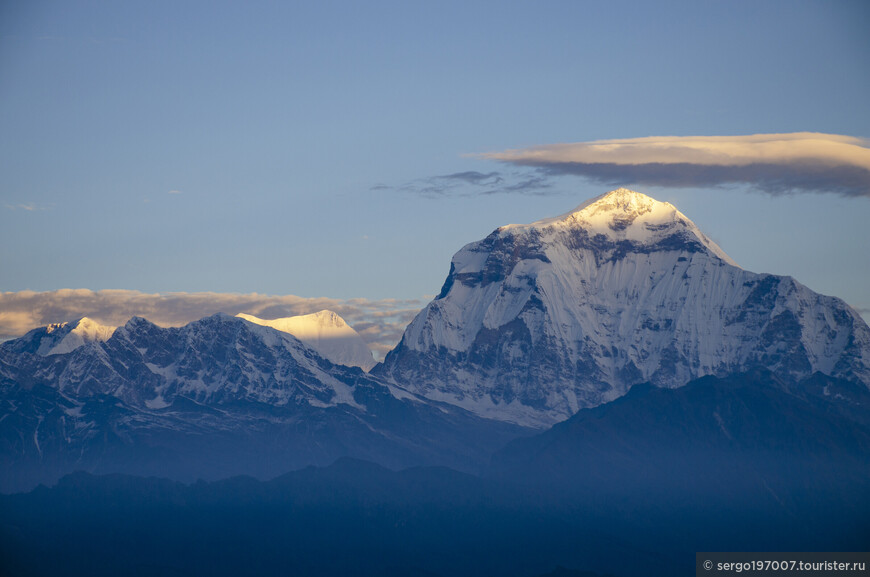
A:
2;1;869;327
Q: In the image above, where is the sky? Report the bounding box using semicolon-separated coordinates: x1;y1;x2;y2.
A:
1;0;869;350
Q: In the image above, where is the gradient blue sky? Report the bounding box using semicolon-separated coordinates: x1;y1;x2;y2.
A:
2;1;869;321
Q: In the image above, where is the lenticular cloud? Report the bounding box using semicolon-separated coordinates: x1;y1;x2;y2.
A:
482;133;870;197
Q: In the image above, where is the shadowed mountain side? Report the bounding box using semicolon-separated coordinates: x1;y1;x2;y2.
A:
0;314;529;492
490;369;870;488
0;377;529;493
2;448;867;577
489;369;870;558
0;460;685;577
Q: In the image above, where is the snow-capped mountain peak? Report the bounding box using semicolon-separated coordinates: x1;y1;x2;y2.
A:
379;188;870;427
502;188;738;266
236;310;376;371
36;317;116;356
529;187;659;226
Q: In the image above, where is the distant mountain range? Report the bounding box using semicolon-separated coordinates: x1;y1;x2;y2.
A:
0;312;523;492
2;188;869;576
1;188;868;490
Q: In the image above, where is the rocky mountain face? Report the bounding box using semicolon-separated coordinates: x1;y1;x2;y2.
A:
0;314;524;493
376;188;870;427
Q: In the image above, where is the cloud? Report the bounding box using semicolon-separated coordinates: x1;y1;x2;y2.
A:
483;174;554;196
376;169;556;198
167;190;183;195
438;171;504;186
0;290;423;361
481;133;870;197
4;202;53;211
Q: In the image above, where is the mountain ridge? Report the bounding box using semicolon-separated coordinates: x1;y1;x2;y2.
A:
0;313;526;492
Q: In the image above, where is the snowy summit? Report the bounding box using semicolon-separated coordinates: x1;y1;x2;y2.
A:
378;188;870;427
237;310;376;371
502;188;737;266
29;317;117;356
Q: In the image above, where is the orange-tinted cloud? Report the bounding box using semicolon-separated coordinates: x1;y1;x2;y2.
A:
482;133;870;197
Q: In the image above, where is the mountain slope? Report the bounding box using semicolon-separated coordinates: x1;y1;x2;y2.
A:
490;369;870;491
488;369;870;550
237;310;376;371
3;449;866;577
377;188;870;427
0;461;653;577
0;314;526;492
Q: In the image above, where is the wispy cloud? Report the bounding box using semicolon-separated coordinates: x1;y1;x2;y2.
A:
376;169;557;198
167;189;183;195
4;202;54;211
438;171;504;186
481;133;870;197
0;290;423;360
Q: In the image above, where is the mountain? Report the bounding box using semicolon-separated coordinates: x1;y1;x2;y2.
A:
236;310;376;371
3;188;869;576
3;317;116;357
2;449;866;577
0;314;525;493
376;188;870;427
0;459;709;577
4;187;869;491
488;369;870;560
490;369;870;495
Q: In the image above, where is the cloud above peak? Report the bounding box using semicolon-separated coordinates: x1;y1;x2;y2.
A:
481;133;870;197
